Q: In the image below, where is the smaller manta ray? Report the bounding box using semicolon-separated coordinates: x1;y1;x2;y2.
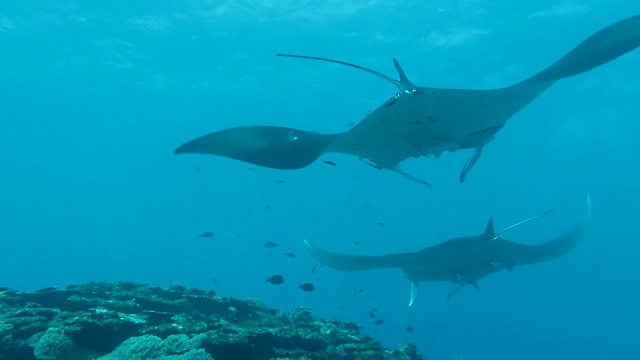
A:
304;195;591;306
175;15;640;186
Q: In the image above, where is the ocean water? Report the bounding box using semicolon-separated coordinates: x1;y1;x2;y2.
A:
2;1;640;359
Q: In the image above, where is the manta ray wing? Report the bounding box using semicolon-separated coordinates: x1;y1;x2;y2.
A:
174;126;336;170
515;194;592;265
303;239;405;271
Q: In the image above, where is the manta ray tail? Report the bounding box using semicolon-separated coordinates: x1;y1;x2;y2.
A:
303;239;405;271
517;194;592;265
525;15;640;83
174;125;336;170
277;53;417;91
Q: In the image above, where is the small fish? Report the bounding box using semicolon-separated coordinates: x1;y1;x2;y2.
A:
311;266;316;274
284;252;296;258
299;283;315;292
266;275;285;285
211;278;218;284
374;319;385;326
35;286;59;293
199;231;215;238
275;179;285;183
352;241;360;247
322;160;337;166
377;222;384;226
406;325;414;333
368;311;376;318
264;205;272;210
263;241;279;248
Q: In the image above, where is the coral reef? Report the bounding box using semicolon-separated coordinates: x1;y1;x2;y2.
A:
0;282;423;360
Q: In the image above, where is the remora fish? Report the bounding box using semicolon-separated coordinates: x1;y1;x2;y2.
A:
175;15;640;185
304;195;591;306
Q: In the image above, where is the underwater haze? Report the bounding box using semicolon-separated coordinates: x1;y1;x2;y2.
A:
2;1;640;359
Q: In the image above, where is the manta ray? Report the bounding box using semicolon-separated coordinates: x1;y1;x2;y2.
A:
175;15;640;185
304;195;591;306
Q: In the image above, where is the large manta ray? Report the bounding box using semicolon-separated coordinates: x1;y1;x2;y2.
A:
176;15;640;186
304;195;591;306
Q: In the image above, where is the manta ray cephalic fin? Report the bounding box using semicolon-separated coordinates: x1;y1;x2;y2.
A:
446;281;481;301
459;147;483;184
409;281;419;307
393;166;433;188
447;284;464;301
359;158;432;187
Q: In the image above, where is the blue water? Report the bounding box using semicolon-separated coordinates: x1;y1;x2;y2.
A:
2;1;640;359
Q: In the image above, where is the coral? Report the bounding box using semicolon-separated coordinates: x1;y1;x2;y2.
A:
30;327;75;360
0;282;424;360
96;335;212;360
